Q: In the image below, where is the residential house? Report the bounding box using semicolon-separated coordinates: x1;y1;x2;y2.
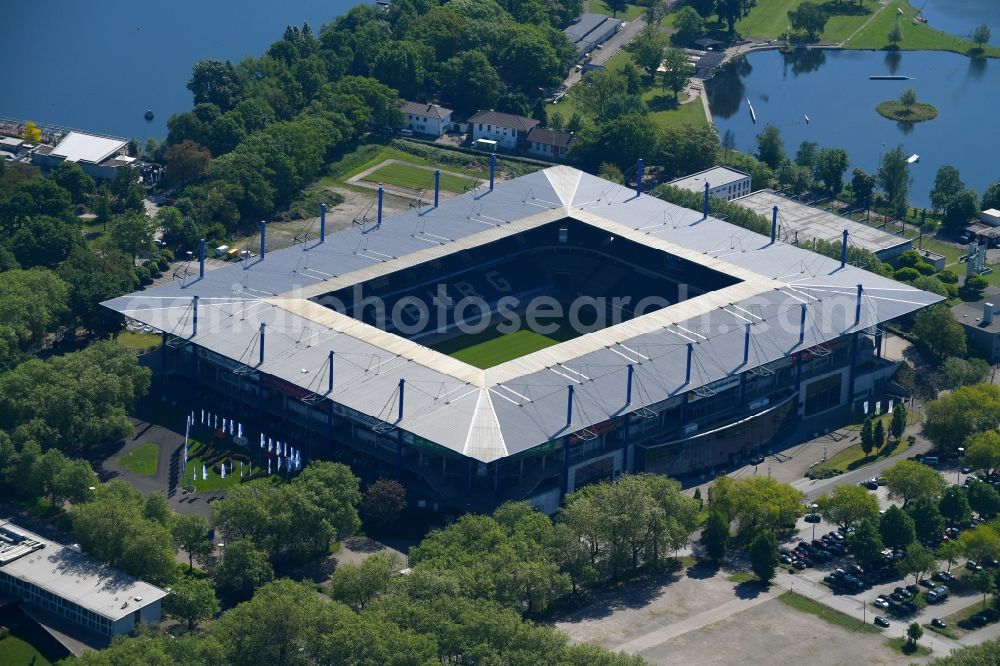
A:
401;101;453;138
525;127;575;160
467;110;539;151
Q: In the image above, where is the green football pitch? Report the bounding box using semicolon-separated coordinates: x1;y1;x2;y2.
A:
362;162;472;193
431;326;574;369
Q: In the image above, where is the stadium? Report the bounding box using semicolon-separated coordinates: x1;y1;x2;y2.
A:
105;166;941;514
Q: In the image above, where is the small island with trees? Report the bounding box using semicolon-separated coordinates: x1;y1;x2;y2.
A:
876;88;938;123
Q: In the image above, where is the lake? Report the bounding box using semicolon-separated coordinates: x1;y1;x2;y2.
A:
0;0;355;140
920;0;1000;46
707;48;999;209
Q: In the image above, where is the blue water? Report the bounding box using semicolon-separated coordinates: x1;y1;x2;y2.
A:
0;0;354;140
707;49;999;209
920;0;1000;46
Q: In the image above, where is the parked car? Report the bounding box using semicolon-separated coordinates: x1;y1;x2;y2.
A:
804;513;821;523
931;618;946;629
873;598;889;609
967;614;988;628
750;454;765;465
919;579;935;589
874;616;890;628
967;560;984;572
933;570;955;582
926;586;950;603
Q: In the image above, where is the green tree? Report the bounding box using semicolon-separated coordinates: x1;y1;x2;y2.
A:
860;417;875;456
929;165;964;213
328;551;401;611
970;570;996;610
850;167;876;214
671;6;705;46
888;20;903;46
938;357;991;390
848;518;885;566
108;210;155;260
973;24;992;49
942;188;980;231
164;140;211;187
570;113;658;172
438;50;503;115
967;480;1000;518
897;543;935;585
598;162;624;184
748;530;777;582
788;2;828;40
965;431;1000;474
716;0;756;35
213;538;274;603
754;124;785;169
59;246;137;335
907;621;923;647
700;510;730;562
164;576;220;629
816;484;880;534
795;141;818;168
707;475;803;537
632;28;667;75
940;485;972;527
50;161;95;204
812;147;849;195
960;525;1000;564
360;478;406;530
899;87;917;110
660;48;694;99
187;59;242;111
882;460;947;507
879;504;917;550
878;144;909;218
913;305;967;361
924;384;1000;455
907;497;945;543
890;402;907;441
873;419;886;452
937;539;963;572
171;514;213;572
983;180;1000;210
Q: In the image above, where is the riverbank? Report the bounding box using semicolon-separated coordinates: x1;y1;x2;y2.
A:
842;0;1000;58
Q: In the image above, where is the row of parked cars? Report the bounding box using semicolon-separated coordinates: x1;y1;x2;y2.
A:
779;532;846;568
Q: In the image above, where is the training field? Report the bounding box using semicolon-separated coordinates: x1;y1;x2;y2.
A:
361;161;472;194
431;328;568;369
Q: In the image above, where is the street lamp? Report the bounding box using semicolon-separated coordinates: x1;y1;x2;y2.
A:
957;447;965;484
811;503;819;540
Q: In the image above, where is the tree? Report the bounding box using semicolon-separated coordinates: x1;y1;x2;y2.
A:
754;124;785;169
888;21;903;46
960;525;1000;564
907;622;923;647
983;180;1000;211
897;543;935;585
929;165;964;213
164;576;220;630
938;357;990;390
690;0;715;17
59;246;137;335
707;475;803;537
848;518;885;566
923;384;1000;455
860;417;875;456
360;478;406;530
937;539;963;572
748;531;777;582
187;60;242;111
50;162;95;205
164;140;211;186
967;480;1000;518
172;514;213;572
496;24;566;93
700;510;730;562
913;305;967;360
882;460;947;507
907;497;945;543
850;167;876;215
879;505;916;550
21;121;42;143
816;485;880;534
873;419;886;453
966;431;1000;475
716;0;757;35
899;87;917;110
970;570;996;610
213;538;274;603
328;551;401;611
878;144;909;218
660;48;693;99
438;50;503;115
598;162;624;184
672;6;705;46
632;28;667;75
890;403;907;441
108;210;155;260
943;188;980;231
812;148;849;195
788;2;828;40
940;485;972;527
973;24;992;49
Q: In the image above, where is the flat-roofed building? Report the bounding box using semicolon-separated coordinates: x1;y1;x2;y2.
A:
733;189;913;263
31;131;132;180
0;521;167;638
668;166;751;201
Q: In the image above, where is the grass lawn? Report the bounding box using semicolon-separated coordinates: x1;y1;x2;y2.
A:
875;101;938;122
361;161;472;193
183;440;275;492
117;442;159;476
844;0;1000;57
591;0;644;22
728;571;755;583
736;0;879;44
0;635;53;666
923;622;958;640
116;331;160;352
809;410;918;476
779;592;882;633
322;144;486;187
885;637;931;656
940;600;992;636
918;237;965;266
439;329;564;369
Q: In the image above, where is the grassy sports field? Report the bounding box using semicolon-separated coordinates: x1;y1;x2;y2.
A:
361;162;473;194
430;318;584;368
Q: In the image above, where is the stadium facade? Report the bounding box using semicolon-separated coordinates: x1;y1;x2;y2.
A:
105;167;940;514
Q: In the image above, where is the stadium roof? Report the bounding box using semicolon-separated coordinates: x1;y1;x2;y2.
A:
104;167;941;463
0;521;167;621
49;131;127;164
734;189;912;258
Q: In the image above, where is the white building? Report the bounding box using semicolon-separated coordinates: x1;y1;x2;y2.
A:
467;110;539;151
401;101;453;138
668;166;752;201
981;208;1000;227
31;131;133;180
0;521;167;638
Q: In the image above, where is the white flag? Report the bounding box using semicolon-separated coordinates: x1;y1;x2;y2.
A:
240;461;244;477
887;399;894;414
214;414;218;429
268;459;272;475
238;422;243;438
283;441;288;457
202;464;208;480
221;462;226;479
229;420;234;435
863;401;869;414
268;438;273;453
260;433;265;448
874;401;881;416
201;409;205;424
277;456;282;472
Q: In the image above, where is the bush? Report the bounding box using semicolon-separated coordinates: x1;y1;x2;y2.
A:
807;467;842;480
895;267;921;282
937;269;958;284
914;261;935;276
966;274;988;292
136;265;152;285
